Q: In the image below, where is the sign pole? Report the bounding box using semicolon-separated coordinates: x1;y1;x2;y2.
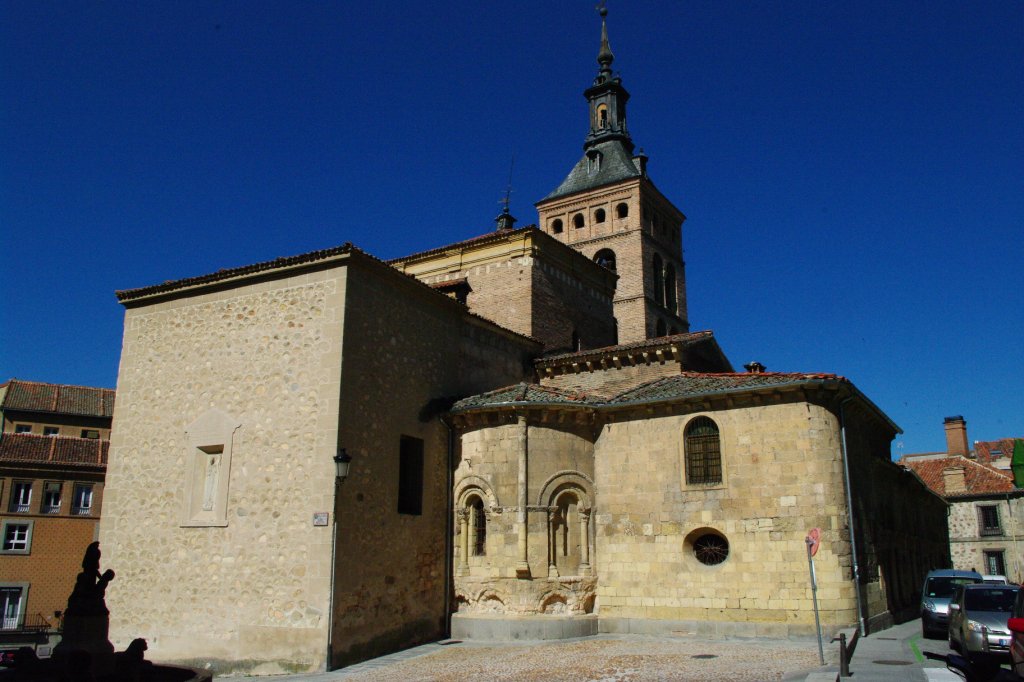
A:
806;535;825;665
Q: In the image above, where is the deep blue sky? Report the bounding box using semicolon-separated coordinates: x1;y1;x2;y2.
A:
2;1;1021;456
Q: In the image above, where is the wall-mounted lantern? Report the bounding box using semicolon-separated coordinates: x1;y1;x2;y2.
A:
333;448;352;482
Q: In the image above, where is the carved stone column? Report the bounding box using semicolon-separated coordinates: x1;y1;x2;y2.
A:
456;508;470;576
547;507;560;578
579;506;592;576
516;415;530;578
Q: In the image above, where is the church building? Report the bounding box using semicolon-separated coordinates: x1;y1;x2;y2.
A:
98;11;947;676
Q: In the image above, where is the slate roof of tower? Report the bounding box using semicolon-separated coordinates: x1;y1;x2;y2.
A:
0;433;108;468
452;371;847;412
899;455;1016;498
540;139;642;202
0;379;115;417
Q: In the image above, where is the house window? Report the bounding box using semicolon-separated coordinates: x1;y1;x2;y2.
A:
9;482;31;513
594;208;606;224
397;436;424;515
42;426;59;437
615;203;628;219
685;416;723;485
0;586;26;630
984;550;1006;576
72;484;94;516
1;521;32;554
14;425;31;434
979;505;1001;536
573;213;585;229
551;218;563;234
81;429;100;439
42;482;61;514
596;103;609;128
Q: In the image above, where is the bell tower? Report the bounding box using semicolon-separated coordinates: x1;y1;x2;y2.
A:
535;8;689;343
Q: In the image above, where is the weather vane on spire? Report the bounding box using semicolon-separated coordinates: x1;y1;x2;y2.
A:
495;154;517;231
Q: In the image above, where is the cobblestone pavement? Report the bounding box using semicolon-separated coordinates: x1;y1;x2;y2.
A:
220;635;830;682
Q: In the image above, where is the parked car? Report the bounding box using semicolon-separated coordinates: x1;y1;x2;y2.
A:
948;583;1019;663
1005;586;1024;679
983;574;1010;585
921;568;983;637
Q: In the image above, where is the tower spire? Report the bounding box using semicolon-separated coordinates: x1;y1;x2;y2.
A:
581;4;633;153
597;5;614;80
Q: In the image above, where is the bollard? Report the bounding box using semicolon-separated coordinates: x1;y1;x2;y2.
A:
838;632;850;678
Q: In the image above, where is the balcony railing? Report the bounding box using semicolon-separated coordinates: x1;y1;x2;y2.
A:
72;506;92;516
9;503;29;513
0;613;52;632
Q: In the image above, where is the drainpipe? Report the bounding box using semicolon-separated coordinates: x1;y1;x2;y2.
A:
838;397;866;637
442;416;455;638
1008;493;1021;582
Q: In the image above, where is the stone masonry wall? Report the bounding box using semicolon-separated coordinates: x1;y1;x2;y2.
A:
531;258;615;353
332;261;536;667
594;402;856;636
103;266;347;675
453;422;597;615
948;497;1024;581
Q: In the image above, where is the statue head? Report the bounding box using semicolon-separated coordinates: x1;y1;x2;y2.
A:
82;541;101;571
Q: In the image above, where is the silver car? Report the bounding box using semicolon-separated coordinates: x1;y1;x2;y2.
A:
948;583;1019;662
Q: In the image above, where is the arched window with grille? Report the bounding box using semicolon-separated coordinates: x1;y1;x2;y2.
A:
616;202;629;219
573;213;585;229
652;253;664;305
468;495;486;556
551;218;564;234
685;416;722;485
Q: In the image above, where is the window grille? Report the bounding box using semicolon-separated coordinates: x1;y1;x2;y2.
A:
979;505;1001;536
685;417;723;485
42;482;61;514
471;498;486;556
984;550;1006;576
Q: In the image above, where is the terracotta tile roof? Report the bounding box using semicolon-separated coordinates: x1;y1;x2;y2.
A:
975;438;1024;466
899;455;1015;498
452;371;846;413
1;379;115;418
536;330;716;366
0;433;108;468
386;226;539;265
116;243;357;302
607;371;845;404
452;382;603;411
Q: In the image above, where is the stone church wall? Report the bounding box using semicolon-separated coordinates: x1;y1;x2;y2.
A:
453;421;598;615
594;402;856;636
103;265;348;675
330;259;538;667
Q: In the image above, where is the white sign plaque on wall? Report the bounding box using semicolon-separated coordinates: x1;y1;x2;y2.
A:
312;512;329;526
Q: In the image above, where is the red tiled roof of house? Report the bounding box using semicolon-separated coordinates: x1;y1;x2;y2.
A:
0;433;108;468
1;379;115;418
975;438;1024;466
899;455;1014;497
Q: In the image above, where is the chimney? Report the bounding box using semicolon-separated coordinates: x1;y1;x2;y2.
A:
744;362;766;374
942;466;967;495
944;416;969;457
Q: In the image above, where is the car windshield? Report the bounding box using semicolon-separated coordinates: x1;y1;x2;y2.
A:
965;588;1017;612
927;577;980;598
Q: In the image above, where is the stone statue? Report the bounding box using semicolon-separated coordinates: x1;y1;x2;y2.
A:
52;541;116;675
